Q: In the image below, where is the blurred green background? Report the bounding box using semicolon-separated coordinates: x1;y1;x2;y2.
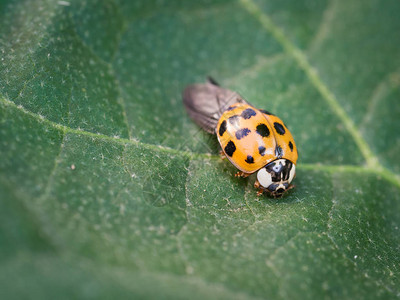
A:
0;0;399;299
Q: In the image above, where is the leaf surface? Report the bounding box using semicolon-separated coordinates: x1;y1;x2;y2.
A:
1;0;399;299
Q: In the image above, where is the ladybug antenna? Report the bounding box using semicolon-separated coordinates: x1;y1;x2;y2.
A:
207;76;220;86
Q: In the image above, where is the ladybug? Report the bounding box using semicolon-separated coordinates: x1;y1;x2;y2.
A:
183;77;298;197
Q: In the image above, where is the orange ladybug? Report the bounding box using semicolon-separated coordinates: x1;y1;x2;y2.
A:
183;78;298;197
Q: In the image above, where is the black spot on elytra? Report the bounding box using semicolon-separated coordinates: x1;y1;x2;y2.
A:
274;122;285;135
258;146;266;156
227;105;236;111
241;108;257;119
260;109;273;115
275;145;283;158
228;115;240;127
219;120;227;136
245;155;254;164
235;128;251;140
289;141;294;151
225;141;236;157
256;123;270;137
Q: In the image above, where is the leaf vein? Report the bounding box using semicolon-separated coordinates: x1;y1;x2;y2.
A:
4;95;400;188
238;0;400;187
360;69;400;130
223;52;286;86
238;0;375;164
109;0;129;62
308;0;337;53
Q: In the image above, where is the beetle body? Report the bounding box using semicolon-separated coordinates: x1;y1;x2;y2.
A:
183;78;298;197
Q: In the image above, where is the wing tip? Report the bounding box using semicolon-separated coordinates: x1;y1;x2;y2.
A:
207;76;220;86
182;79;220;134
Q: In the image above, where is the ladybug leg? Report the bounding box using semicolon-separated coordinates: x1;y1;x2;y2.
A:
219;150;226;160
234;171;249;178
254;180;264;196
287;184;295;191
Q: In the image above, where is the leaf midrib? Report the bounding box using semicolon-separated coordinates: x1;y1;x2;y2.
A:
2;95;399;189
238;0;400;186
239;0;376;166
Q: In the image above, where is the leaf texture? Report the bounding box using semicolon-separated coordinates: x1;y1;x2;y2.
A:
0;0;399;299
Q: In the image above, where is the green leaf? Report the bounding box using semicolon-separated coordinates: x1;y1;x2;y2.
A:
1;0;399;299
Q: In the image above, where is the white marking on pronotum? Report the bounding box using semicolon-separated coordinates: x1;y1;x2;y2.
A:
289;163;296;183
257;167;272;188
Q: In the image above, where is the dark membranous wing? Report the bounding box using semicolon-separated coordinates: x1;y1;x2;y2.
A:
183;79;248;134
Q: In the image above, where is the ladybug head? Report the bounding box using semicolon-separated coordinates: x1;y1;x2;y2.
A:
256;159;296;198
